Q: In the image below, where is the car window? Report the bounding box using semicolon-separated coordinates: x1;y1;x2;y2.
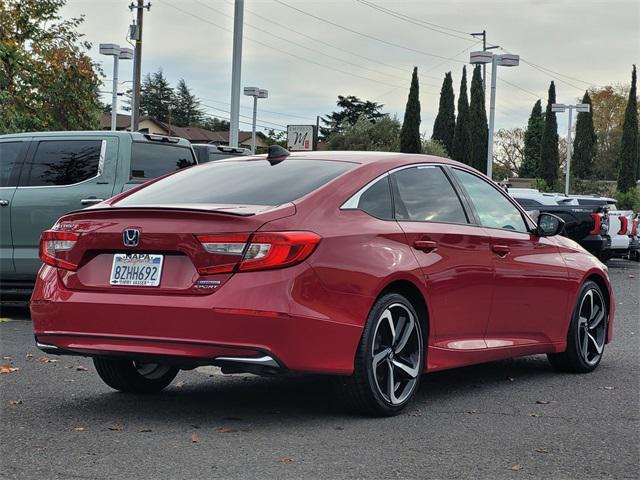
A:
356;176;393;220
130;143;197;179
0;142;25;187
392;166;468;223
514;197;541;207
22;140;102;187
117;159;354;206
454;169;528;232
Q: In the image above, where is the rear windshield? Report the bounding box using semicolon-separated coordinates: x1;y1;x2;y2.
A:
116;159;354;206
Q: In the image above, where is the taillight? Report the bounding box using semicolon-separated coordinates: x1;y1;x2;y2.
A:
590;213;603;235
631;218;639;236
39;230;80;271
618;216;628;235
195;231;321;274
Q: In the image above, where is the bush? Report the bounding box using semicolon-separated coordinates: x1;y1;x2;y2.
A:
533;178;552;192
421;139;448;157
614;187;640;211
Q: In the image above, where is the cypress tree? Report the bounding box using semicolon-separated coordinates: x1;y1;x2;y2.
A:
572;91;597;179
431;71;455;156
400;67;421;153
469;65;488;174
538;81;560;187
451;66;471;165
617;65;638;192
520;100;544;177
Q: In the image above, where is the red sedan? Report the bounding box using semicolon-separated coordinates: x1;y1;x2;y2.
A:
31;148;614;416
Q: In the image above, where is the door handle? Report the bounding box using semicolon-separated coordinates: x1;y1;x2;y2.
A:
413;240;438;253
0;199;9;207
81;198;104;205
491;244;511;257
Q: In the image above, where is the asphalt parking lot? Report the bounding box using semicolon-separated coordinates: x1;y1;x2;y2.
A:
0;259;638;480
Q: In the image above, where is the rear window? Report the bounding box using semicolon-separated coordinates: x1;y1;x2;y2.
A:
22;140;102;186
116;159;354;206
130;142;197;180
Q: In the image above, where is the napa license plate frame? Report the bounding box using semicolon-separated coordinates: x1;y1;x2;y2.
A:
109;253;164;287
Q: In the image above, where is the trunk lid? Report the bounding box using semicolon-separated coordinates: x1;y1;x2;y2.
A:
53;204;295;295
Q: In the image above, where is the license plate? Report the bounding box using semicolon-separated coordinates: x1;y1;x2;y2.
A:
110;253;164;287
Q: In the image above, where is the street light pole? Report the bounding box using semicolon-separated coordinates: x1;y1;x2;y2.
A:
100;44;132;131
229;0;244;148
470;51;519;179
552;102;591;195
244;87;268;154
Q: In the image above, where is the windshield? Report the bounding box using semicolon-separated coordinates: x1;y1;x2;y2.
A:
116;159;354;207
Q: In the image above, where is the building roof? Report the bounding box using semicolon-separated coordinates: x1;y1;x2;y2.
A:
100;113;132;130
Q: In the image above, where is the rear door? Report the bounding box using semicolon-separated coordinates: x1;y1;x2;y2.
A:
11;136;118;277
390;165;495;354
452;168;571;346
0;139;29;277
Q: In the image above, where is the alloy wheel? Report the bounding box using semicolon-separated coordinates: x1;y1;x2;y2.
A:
134;362;173;380
577;288;606;366
371;303;423;405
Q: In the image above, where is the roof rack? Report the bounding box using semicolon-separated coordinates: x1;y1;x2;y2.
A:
143;133;180;144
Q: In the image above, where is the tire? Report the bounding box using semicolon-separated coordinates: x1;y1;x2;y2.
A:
93;357;179;393
340;293;425;416
547;280;607;373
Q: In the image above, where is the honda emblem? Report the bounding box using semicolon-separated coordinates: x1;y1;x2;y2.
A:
123;228;140;247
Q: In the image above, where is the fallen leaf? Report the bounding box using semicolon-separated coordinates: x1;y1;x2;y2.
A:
511;464;523;471
174;381;185;388
629;275;635;278
278;458;294;464
506;376;515;382
2;356;11;360
603;386;614;390
467;409;478;414
191;433;199;443
535;400;550;404
139;428;152;433
0;364;18;374
9;400;22;406
76;366;88;371
37;356;58;363
25;353;33;358
74;427;86;432
529;413;539;417
535;448;549;454
108;424;123;431
217;427;237;433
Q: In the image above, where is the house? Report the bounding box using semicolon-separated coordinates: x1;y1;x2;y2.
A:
100;113;267;150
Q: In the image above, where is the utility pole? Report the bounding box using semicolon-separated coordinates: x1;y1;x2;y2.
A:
229;0;244;148
129;1;150;132
552;103;591;195
470;30;499;94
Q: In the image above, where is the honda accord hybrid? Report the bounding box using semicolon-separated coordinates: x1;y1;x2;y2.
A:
31;148;614;416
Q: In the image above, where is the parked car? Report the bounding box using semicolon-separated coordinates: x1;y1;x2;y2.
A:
31;149;614;416
568;195;637;261
191;144;250;163
0;131;197;299
508;188;610;258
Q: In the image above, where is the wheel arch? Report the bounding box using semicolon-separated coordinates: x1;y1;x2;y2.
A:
377;279;430;343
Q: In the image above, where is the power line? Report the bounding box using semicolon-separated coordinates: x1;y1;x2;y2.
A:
200;97;313;121
200;102;287;128
355;0;475;43
192;0;418;86
200;104;286;132
158;0;411;89
272;0;468;63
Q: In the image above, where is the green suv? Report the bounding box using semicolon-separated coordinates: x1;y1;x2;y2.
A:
0;131;196;299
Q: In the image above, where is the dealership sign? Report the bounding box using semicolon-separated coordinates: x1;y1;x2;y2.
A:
287;125;317;151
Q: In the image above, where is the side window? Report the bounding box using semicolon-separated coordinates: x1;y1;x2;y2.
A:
130;143;197;180
0;142;25;187
23;140;102;187
392;166;468;223
455;169;528;232
356;176;393;220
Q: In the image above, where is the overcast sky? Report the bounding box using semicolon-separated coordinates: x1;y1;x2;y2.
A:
62;0;639;136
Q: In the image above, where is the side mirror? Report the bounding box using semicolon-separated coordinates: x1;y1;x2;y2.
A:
534;212;565;237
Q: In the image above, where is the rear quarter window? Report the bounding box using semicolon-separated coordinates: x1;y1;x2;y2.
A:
130;143;197;180
21;140;103;186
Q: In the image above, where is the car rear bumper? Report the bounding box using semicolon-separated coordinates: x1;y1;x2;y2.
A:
30;264;368;375
580;234;610;255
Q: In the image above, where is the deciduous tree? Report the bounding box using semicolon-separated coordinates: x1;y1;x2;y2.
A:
321;95;385;137
327;116;400;152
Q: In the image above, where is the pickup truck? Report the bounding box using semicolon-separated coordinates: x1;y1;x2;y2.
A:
508;188;611;258
0;131;197;298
